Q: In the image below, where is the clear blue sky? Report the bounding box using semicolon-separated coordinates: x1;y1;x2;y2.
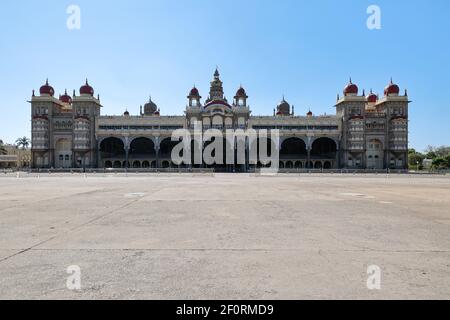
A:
0;0;449;151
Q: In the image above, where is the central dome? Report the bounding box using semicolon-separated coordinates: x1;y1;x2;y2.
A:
277;98;290;115
144;97;158;115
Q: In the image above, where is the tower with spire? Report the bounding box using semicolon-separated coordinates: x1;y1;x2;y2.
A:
205;68;226;103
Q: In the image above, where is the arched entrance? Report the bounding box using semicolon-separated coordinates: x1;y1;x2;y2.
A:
55;138;72;168
160;138;179;162
311;137;337;168
100;137;125;167
129;137;155;158
280;138;307;160
366;139;384;169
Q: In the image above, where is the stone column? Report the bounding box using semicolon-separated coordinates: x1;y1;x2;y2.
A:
155;137;160;169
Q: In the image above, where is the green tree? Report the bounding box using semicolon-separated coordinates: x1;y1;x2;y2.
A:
435;146;450;158
409;151;425;169
445;155;450;168
0;139;7;155
432;157;447;169
15;137;30;150
424;145;450;159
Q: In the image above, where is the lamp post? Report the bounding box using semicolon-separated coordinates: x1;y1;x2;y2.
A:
416;160;419;172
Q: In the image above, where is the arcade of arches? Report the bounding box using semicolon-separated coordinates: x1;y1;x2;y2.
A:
99;136;339;170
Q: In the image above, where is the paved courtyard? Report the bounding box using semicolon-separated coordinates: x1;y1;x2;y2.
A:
0;173;449;299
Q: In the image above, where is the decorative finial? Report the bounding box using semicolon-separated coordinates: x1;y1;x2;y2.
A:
73;89;76;97
349;77;352;84
32;89;35;97
86;78;89;85
404;89;408;96
362;89;365;96
46;78;49;85
390;77;393;84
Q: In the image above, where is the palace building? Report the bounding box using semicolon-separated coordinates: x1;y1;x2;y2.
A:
29;69;410;171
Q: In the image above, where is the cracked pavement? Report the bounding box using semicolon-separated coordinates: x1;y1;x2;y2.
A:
0;173;449;299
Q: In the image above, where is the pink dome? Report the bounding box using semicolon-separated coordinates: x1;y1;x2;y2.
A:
366;91;377;103
60;89;72;104
344;79;358;96
39;79;55;96
384;79;400;96
80;79;94;96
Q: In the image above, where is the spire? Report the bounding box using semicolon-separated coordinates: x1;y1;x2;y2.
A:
46;78;49;85
349;77;352;84
208;67;224;100
213;67;220;80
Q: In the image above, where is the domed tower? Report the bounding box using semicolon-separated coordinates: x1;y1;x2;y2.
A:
187;86;201;107
384;78;400;97
276;97;291;116
60;89;72;104
343;78;358;96
143;96;158;116
207;68;225;102
39;79;55;97
80;79;94;96
366;89;378;104
234;86;248;107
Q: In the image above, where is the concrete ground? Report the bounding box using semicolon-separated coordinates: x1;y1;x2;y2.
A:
0;173;449;300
